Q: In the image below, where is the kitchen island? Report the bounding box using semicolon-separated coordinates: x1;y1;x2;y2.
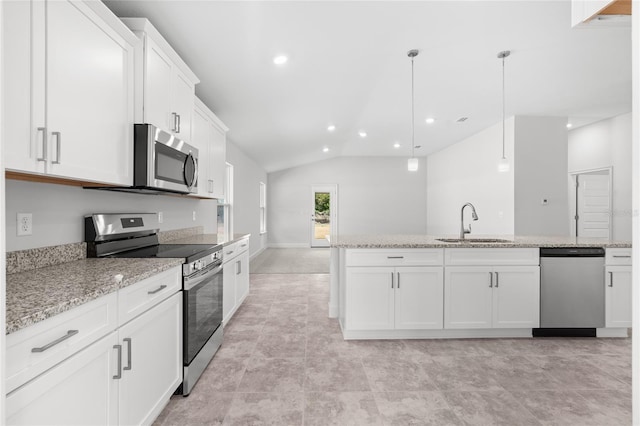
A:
329;235;632;340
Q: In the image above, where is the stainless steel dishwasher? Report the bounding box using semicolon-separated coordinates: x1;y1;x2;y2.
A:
535;247;605;337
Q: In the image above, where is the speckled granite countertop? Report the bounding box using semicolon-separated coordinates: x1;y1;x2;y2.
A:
166;233;250;246
330;235;632;248
6;258;183;335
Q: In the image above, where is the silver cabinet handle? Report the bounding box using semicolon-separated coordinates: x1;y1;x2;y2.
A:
489;272;493;288
391;272;394;289
36;127;47;162
387;256;404;259
147;285;167;295
123;338;132;371
241;244;248;248
171;112;178;132
32;329;78;352
236;260;241;275
613;255;631;258
609;271;614;287
113;344;122;379
208;179;214;193
51;131;61;164
176;114;181;133
397;272;400;289
226;250;234;256
495;272;499;288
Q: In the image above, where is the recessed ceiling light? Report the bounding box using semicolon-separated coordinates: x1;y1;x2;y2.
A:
323;147;329;153
327;124;336;132
425;117;435;124
358;131;367;138
566;123;573;129
273;55;288;65
393;142;400;148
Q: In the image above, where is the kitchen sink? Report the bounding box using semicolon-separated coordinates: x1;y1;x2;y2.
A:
436;238;513;243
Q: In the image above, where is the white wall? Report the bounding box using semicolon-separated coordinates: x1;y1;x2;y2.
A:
268;156;427;246
226;141;268;257
5;180;217;251
514;116;569;236
568;113;632;240
426;119;515;235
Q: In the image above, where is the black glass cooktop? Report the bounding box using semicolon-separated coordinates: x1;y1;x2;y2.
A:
111;244;221;263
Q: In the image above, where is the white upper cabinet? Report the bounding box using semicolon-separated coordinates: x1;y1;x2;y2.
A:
121;18;199;144
193;97;228;199
3;0;137;185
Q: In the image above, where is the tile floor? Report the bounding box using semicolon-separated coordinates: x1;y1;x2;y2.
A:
154;273;632;425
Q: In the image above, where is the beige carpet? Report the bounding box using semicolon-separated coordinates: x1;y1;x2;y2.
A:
250;248;330;273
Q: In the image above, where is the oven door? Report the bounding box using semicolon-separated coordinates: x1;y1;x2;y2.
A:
183;262;223;365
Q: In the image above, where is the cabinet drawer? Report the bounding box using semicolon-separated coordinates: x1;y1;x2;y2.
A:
223;238;249;262
6;292;117;393
346;249;444;267
444;248;539;266
118;266;181;326
606;248;632;265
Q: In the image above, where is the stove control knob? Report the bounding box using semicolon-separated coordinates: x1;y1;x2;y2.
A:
194;260;203;271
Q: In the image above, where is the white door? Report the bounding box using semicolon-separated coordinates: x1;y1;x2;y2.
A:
345;267;395;330
492;266;540;328
6;332;119;425
573;170;612;239
222;260;237;324
605;266;632;328
144;36;173;132
444;267;494;329
118;293;182;426
395;267;444;330
311;184;337;247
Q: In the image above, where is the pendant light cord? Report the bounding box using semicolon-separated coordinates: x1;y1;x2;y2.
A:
411;56;415;158
501;54;506;160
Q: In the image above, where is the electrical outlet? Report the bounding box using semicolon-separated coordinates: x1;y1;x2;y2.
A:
192;211;197;221
17;213;32;236
158;212;164;224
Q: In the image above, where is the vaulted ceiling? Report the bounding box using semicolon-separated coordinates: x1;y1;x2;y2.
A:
104;1;632;172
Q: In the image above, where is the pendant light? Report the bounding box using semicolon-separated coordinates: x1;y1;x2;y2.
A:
407;49;419;172
497;50;510;173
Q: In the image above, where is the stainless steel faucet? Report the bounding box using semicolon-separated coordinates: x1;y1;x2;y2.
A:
460;203;479;239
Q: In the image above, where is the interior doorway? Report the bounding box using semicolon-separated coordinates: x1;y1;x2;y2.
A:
569;168;612;239
310;184;337;248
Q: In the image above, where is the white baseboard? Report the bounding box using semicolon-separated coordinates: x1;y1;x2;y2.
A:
249;245;267;261
268;243;310;248
340;328;534;340
596;327;630;338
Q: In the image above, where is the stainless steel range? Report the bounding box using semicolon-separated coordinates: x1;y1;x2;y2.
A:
85;213;223;396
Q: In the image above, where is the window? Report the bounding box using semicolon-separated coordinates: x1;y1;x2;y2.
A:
259;182;267;234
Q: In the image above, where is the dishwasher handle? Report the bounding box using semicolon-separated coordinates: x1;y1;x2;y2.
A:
540;247;605;257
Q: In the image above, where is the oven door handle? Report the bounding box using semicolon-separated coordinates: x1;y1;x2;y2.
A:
184;264;223;291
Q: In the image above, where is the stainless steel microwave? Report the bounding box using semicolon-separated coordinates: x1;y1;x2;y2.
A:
134;124;198;194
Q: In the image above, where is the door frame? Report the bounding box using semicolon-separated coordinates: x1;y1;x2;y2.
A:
310;184;338;248
569;166;613;239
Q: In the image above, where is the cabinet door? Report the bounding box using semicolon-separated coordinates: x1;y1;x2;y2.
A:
606;266;632;328
6;331;119;425
223;261;237;324
118;292;182;426
492;266;540;328
46;0;133;185
171;67;195;143
144;36;173;132
345;267;395;330
210;122;227;199
444;266;493;329
192;105;212;198
3;0;46;174
395;267;444;329
235;251;251;307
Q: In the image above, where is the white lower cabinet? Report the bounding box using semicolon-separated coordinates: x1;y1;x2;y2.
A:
118;292;182;426
605;265;632;328
345;266;444;331
444;266;540;329
222;238;251;324
6;267;183;426
6;331;119;425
